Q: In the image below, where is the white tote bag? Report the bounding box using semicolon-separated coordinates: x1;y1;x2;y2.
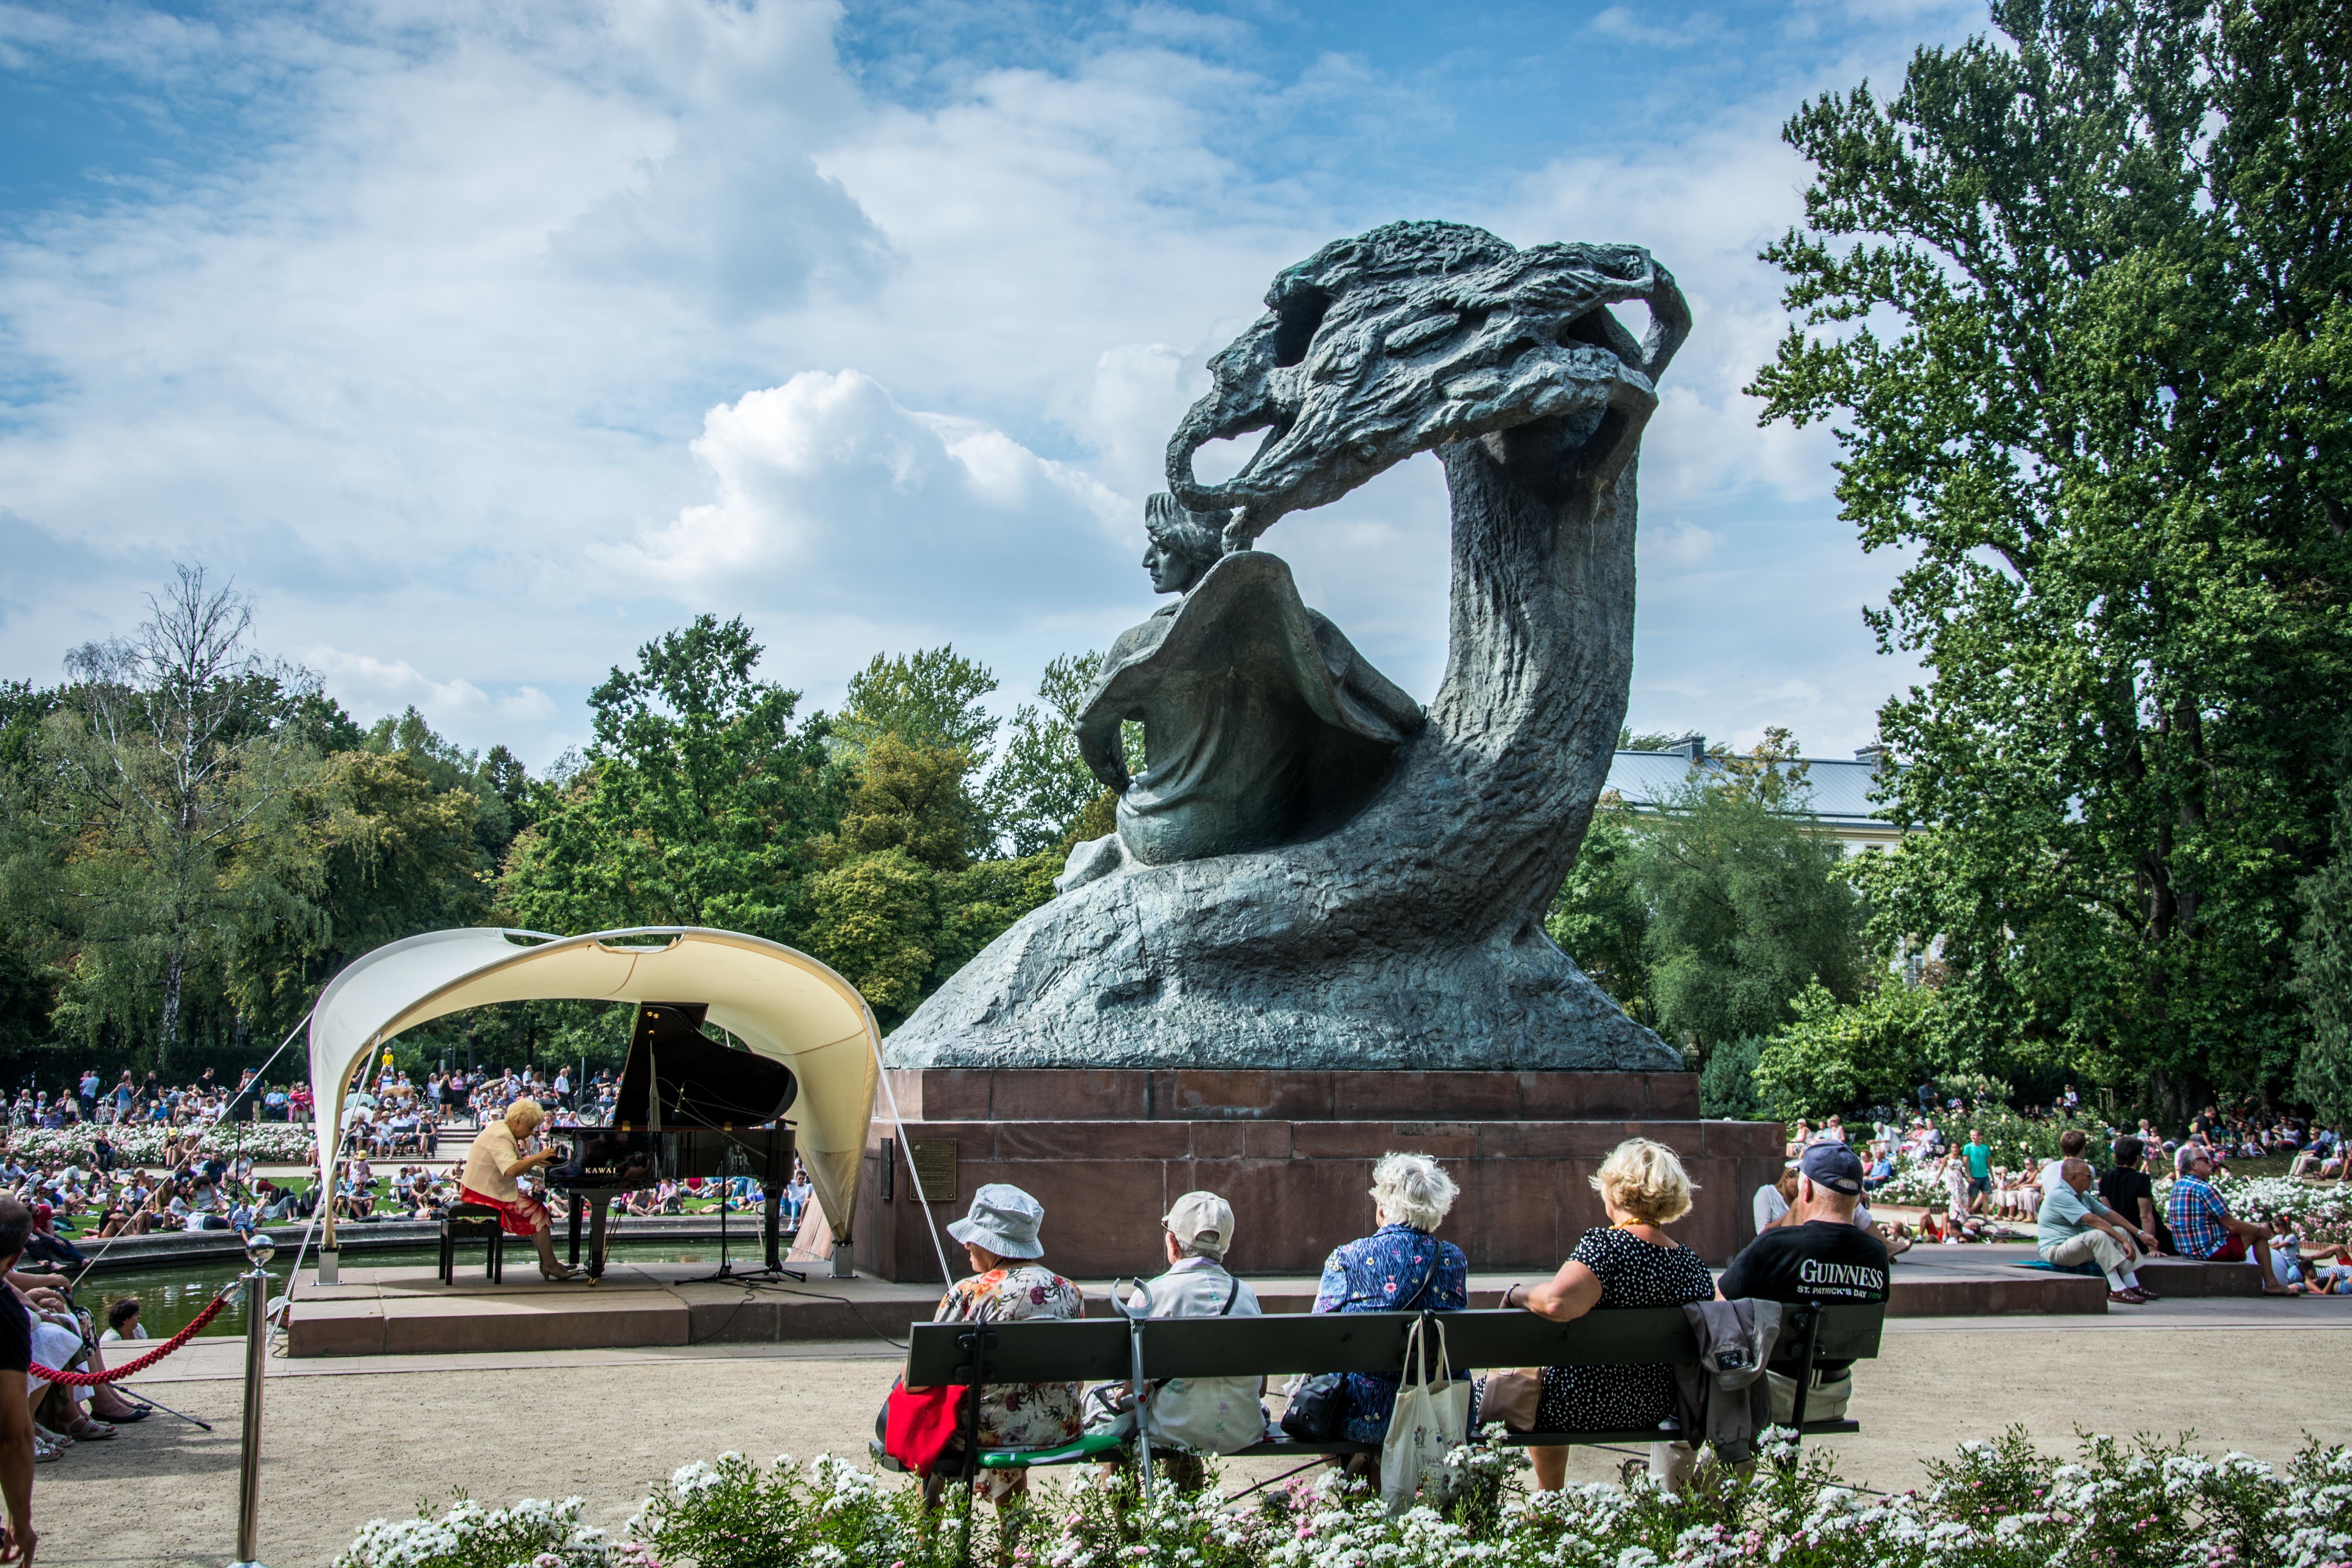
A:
1380;1316;1471;1514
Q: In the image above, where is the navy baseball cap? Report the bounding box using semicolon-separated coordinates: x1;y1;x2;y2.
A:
1799;1141;1866;1196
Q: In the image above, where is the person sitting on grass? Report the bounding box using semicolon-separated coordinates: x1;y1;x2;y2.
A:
2166;1146;2287;1295
2039;1156;2156;1304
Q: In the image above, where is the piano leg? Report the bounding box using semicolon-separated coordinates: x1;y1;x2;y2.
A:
588;1198;611;1280
763;1183;782;1271
568;1191;583;1267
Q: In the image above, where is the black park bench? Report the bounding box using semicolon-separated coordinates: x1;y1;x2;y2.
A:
897;1301;1883;1480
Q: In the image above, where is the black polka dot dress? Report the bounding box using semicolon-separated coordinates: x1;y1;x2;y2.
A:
1535;1227;1715;1433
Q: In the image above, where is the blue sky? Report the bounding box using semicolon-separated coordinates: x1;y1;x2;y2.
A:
0;0;1981;771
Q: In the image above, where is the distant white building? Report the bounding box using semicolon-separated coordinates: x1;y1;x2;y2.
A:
1599;736;1908;853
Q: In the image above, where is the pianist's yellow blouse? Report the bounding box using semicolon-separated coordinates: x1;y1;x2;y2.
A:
462;1121;523;1203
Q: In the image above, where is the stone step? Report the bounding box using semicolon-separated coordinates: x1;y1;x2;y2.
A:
283;1253;2108;1358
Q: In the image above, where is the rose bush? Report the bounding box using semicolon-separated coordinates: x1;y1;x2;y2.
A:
348;1428;2352;1568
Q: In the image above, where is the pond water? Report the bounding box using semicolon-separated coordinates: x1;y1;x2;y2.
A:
62;1240;737;1344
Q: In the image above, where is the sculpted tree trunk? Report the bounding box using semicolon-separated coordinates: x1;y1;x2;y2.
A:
891;222;1690;1071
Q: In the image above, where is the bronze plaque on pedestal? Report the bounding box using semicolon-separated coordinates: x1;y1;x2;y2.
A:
909;1138;958;1203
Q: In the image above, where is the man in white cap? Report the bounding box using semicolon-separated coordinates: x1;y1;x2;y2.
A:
1096;1191;1267;1483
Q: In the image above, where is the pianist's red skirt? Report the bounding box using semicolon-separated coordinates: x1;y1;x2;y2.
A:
459;1186;548;1237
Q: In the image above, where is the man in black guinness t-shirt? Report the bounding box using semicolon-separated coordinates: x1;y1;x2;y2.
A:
0;1194;40;1564
1717;1142;1889;1426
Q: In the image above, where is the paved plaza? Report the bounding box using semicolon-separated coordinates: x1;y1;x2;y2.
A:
31;1298;2352;1567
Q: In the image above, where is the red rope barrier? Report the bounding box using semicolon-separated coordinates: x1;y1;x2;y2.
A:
32;1289;235;1387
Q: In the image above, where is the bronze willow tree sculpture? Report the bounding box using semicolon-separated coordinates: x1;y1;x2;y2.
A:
892;221;1690;1071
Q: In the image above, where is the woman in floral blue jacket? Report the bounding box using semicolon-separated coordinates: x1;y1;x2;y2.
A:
1311;1152;1469;1441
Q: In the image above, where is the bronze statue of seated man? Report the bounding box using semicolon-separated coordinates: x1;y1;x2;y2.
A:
1065;494;1423;884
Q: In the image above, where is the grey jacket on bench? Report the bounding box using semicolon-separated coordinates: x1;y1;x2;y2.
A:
1671;1299;1780;1463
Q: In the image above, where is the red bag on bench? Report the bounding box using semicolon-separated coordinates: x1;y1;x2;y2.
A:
882;1378;969;1477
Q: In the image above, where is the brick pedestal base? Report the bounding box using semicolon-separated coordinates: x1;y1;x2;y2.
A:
853;1069;1780;1284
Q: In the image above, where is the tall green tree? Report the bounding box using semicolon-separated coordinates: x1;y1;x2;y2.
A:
1751;0;2352;1113
498;615;840;943
229;746;491;1036
836;647;998;762
1637;771;1864;1055
1548;730;1862;1051
2292;768;2352;1127
50;567;325;1070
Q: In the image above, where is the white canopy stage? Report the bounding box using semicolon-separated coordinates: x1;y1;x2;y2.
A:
305;926;880;1247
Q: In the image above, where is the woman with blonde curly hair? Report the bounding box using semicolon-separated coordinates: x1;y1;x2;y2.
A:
1488;1138;1712;1492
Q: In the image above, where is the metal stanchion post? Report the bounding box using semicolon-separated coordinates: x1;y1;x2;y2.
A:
229;1233;277;1568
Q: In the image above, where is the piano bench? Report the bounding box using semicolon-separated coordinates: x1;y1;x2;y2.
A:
441;1204;506;1285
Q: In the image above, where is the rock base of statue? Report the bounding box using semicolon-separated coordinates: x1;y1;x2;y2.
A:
851;1069;1779;1283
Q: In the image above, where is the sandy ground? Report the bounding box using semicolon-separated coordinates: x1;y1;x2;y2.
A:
30;1300;2352;1568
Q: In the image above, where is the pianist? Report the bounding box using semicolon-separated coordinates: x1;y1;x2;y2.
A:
459;1099;587;1282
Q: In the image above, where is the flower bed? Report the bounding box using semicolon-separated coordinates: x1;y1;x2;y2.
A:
3;1122;318;1166
336;1428;2352;1568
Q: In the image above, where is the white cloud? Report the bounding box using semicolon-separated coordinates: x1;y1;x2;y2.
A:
596;368;1129;616
306;646;558;735
1588;6;1721;48
0;0;1964;768
1645;522;1721;566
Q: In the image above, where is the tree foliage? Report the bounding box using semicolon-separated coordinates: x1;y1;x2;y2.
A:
1546;731;1865;1058
498;615;840;944
2292;769;2352;1126
987;652;1105;859
1544;801;1651;1022
48;567;325;1070
1753;979;1942;1122
1751;0;2352;1113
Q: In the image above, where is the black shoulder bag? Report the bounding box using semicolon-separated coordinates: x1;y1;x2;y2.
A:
1280;1243;1441;1441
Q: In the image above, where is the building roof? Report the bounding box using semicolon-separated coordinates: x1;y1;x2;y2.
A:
1601;739;1905;843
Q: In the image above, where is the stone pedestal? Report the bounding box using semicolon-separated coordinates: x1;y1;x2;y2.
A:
853;1069;1780;1284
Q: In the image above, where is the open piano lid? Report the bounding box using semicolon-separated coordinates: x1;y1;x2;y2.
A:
613;1002;797;1130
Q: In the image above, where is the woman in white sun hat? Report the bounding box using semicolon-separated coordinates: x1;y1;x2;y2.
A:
926;1183;1085;1507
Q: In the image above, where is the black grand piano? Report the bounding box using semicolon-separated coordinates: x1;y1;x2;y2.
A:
546;1001;798;1279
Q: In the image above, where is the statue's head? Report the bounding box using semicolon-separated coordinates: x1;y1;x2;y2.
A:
1140;492;1225;595
1166;220;1690;550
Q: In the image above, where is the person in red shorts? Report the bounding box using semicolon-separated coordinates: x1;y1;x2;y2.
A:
2165;1145;2287;1295
459;1099;586;1282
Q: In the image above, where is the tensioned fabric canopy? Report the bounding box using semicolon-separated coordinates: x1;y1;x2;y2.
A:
305;927;880;1239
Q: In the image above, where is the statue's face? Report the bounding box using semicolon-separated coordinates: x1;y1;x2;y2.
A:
1142;535;1207;595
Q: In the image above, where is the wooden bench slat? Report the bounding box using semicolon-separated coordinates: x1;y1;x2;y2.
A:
905;1305;1885;1386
